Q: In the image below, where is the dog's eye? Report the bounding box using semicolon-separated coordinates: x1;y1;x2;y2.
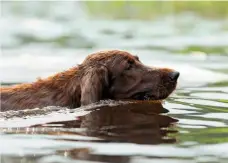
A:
126;65;131;70
125;61;134;70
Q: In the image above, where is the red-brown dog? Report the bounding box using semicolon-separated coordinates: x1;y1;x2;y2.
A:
0;50;179;111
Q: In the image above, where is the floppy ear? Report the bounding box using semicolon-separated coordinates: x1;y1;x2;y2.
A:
80;66;109;105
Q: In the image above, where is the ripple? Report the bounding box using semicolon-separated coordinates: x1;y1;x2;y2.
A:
190;92;228;100
179;118;226;127
189;113;228;120
175;99;228;108
1;134;228;159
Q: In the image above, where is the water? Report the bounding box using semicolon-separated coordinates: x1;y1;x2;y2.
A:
1;2;228;163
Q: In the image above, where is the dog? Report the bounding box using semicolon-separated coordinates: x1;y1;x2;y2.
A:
0;50;179;111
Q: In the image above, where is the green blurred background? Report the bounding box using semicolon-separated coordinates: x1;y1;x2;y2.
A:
85;1;228;19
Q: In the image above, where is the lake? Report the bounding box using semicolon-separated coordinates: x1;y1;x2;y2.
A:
1;2;228;163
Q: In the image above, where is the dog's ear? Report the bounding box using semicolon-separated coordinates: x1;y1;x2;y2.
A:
80;66;109;105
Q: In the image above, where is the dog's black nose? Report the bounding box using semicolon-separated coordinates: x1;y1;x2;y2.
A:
169;71;180;81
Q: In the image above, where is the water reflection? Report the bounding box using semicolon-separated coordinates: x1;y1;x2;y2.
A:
30;101;178;144
1;101;178;163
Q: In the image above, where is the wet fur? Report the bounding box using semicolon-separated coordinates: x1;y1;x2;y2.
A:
0;50;176;111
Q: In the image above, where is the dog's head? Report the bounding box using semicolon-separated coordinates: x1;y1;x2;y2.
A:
80;50;179;105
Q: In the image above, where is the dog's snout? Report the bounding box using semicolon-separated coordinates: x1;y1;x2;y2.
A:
169;71;180;81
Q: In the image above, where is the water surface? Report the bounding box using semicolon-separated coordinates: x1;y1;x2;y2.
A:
1;2;228;163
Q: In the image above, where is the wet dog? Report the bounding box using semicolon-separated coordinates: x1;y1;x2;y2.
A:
0;50;179;111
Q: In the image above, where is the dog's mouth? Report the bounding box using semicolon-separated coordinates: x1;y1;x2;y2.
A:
131;92;157;101
131;90;173;101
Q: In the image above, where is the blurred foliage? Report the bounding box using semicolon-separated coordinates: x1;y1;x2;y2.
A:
207;80;228;87
177;46;228;55
132;45;228;56
13;34;95;49
85;1;228;19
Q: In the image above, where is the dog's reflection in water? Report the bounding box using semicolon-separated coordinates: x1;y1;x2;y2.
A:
52;101;178;162
2;101;178;163
78;101;177;144
38;101;178;144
